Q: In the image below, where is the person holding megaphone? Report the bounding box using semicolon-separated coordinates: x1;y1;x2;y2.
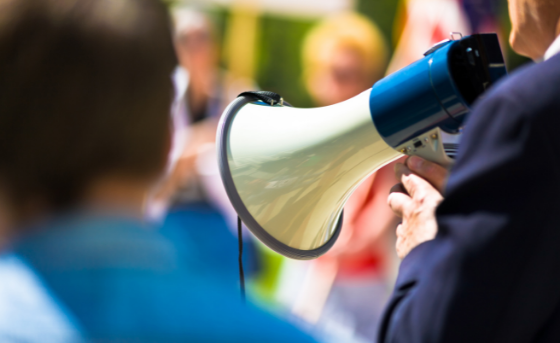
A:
381;0;560;342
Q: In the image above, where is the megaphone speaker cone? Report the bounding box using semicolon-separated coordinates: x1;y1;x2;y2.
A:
217;90;401;259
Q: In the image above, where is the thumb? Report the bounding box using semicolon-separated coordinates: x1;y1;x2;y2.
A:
406;156;448;193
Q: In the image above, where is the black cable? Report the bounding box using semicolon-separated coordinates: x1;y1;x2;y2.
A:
237;216;246;302
234;91;285;302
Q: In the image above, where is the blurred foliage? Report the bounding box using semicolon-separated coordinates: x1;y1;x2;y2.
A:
206;8;228;52
256;16;316;108
210;10;317;107
252;0;405;108
358;0;402;53
162;0;180;8
205;0;531;107
252;0;404;108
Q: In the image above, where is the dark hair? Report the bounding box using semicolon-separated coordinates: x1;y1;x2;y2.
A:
0;0;177;212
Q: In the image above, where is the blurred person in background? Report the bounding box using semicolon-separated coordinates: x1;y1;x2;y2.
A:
0;0;320;341
151;7;260;286
282;13;401;343
387;0;502;75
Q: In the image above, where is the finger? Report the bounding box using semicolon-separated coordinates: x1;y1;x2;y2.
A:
406;156;448;193
394;163;412;182
401;172;438;200
387;191;412;217
396;222;405;237
389;183;409;196
395;163;424;199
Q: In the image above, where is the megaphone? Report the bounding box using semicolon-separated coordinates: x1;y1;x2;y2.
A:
217;33;506;259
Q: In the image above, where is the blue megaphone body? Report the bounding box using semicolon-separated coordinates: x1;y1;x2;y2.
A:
370;33;507;164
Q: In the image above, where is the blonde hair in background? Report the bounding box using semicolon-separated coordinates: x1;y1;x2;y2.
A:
302;12;389;87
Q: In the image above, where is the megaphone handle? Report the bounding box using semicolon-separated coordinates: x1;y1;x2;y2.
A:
238;91;284;106
395;127;456;168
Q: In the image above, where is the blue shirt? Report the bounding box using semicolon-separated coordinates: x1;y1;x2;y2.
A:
3;213;318;342
0;254;82;343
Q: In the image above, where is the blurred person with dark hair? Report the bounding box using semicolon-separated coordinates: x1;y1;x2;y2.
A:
0;0;318;341
286;13;401;342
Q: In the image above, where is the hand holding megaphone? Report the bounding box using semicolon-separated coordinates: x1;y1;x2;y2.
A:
388;156;447;259
217;33;507;260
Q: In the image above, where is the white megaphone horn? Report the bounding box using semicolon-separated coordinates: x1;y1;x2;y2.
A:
217;33;507;259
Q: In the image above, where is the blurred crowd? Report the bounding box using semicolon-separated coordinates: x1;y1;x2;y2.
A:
0;0;516;342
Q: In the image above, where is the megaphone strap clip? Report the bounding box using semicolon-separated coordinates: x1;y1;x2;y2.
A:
238;91;285;106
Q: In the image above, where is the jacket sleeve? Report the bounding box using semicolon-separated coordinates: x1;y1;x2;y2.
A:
378;82;560;342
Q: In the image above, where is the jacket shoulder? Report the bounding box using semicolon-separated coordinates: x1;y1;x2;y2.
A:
475;54;560;120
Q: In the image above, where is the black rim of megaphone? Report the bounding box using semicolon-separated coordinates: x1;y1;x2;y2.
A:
217;96;343;260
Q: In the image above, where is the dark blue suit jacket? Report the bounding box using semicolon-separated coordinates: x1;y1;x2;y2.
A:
379;53;560;343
